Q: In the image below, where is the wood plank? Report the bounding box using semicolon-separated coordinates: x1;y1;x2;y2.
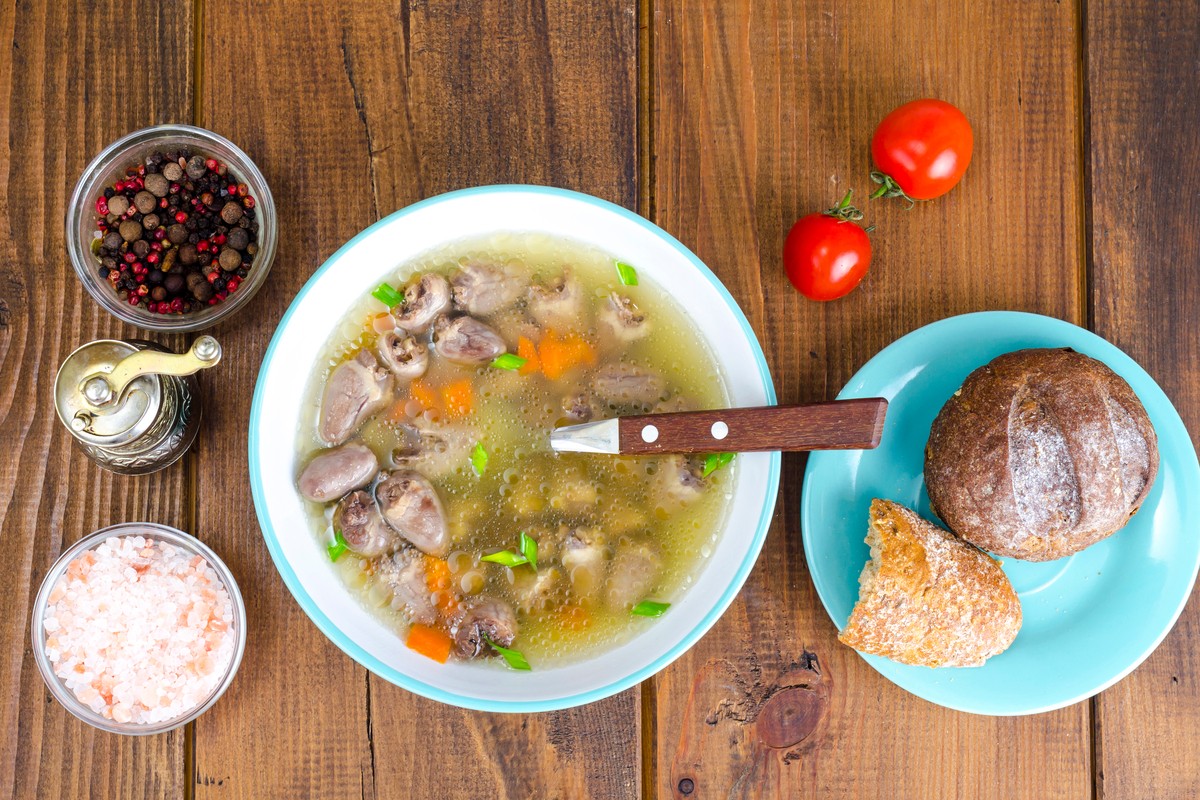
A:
194;2;639;798
0;1;192;798
651;1;1092;797
1085;2;1200;798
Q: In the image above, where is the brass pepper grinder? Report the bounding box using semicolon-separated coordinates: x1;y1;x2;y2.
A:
53;336;222;475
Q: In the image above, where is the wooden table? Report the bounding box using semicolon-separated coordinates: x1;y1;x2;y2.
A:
3;1;1197;797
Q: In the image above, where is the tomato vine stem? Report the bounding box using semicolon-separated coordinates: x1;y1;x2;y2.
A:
868;171;916;209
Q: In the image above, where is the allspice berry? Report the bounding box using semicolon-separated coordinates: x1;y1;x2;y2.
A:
167;223;189;244
186;155;207;180
162;162;184;182
218;246;241;271
134;190;156;214
227;227;250;250
144;172;170;198
178;243;198;265
220;201;243;225
132;240;150;258
107;195;130;216
118;220;143;242
102;231;123;250
192;281;215;302
186;271;207;291
141;213;160;231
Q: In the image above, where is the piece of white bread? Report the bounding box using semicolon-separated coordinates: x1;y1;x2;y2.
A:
838;499;1022;668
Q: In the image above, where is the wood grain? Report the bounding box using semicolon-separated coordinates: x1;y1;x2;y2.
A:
194;2;639;798
0;1;192;799
651;0;1092;796
614;400;887;454
1085;2;1200;798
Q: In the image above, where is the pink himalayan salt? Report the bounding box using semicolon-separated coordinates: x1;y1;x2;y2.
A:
43;535;235;725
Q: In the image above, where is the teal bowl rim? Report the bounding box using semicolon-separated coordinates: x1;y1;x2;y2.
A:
800;310;1200;715
248;184;781;713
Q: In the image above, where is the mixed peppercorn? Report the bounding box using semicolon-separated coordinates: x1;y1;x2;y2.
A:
92;149;260;314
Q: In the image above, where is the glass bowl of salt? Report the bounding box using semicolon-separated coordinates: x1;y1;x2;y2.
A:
31;523;246;734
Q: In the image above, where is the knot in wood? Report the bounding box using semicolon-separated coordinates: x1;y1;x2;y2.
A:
755;686;824;749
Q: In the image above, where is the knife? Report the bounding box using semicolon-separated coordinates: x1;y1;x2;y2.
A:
549;398;888;455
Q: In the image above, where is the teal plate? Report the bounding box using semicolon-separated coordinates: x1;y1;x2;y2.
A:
801;311;1200;715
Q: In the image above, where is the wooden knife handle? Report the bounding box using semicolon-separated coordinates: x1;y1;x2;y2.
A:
616;399;888;455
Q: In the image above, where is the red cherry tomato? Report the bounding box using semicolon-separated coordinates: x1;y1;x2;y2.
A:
783;194;872;301
871;99;973;201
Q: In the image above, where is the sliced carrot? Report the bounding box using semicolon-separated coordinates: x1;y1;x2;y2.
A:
538;330;597;380
441;379;474;418
517;335;541;375
406;623;453;664
425;556;459;617
409;378;441;412
386;399;409;423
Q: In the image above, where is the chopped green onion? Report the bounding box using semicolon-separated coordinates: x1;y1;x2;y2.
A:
327;529;349;562
702;452;736;478
631;600;671;618
470;442;488;475
490;353;528;371
483;635;531;670
480;549;529;568
615;261;639;286
371;282;404;307
519;531;538;570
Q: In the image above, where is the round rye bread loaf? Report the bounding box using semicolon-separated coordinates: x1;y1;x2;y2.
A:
925;348;1159;561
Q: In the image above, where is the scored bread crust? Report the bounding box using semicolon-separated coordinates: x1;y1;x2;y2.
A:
925;348;1159;562
837;499;1022;668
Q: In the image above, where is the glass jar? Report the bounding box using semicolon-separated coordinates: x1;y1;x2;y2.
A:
66;124;278;332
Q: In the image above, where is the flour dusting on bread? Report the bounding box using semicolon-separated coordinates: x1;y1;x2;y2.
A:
925;348;1158;561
